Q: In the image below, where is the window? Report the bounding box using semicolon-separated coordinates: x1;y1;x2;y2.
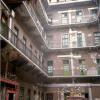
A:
19;87;24;100
76;10;82;16
30;44;32;50
61;12;68;24
96;59;100;75
94;32;100;45
1;13;8;37
76;10;82;22
27;89;31;100
91;9;97;15
47;61;53;75
1;13;8;24
49;0;57;3
59;0;65;2
47;35;53;47
12;26;19;45
96;59;100;65
77;33;83;47
62;34;69;48
46;93;53;100
23;36;26;45
79;59;86;75
22;36;27;52
63;60;70;75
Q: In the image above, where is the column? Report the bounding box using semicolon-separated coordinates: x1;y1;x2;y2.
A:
68;11;71;24
61;90;64;100
8;10;15;40
88;87;93;100
70;52;74;76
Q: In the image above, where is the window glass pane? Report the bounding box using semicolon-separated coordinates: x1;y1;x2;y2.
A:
14;26;19;36
47;61;53;75
63;60;70;75
19;87;24;100
27;89;31;100
78;59;86;75
94;32;100;45
96;59;100;64
76;10;82;16
77;33;83;47
50;0;57;3
61;13;68;24
91;9;97;15
62;34;69;47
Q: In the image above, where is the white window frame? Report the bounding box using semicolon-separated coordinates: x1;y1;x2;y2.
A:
76;32;85;47
61;33;69;48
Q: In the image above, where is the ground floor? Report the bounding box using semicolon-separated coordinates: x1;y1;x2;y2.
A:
1;79;100;100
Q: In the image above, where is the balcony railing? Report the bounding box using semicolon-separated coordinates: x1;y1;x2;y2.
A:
23;2;47;41
71;15;98;24
48;0;91;4
74;66;100;76
1;72;17;81
47;42;86;49
49;14;98;26
0;22;48;74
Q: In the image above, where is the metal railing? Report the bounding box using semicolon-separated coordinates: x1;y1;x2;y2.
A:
71;15;98;24
49;0;91;4
23;2;46;40
1;70;17;81
47;42;86;49
0;22;48;74
74;66;100;76
49;14;98;26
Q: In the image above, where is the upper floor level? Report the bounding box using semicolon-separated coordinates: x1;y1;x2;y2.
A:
47;7;98;26
47;49;100;76
47;27;100;49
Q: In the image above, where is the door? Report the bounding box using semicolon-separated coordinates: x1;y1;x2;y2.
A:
46;93;53;100
6;90;16;100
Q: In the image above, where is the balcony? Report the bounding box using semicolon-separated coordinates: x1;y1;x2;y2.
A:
74;66;100;76
71;15;98;24
0;22;48;74
22;1;47;45
49;14;98;26
47;41;86;49
48;0;91;5
48;68;72;76
1;71;17;81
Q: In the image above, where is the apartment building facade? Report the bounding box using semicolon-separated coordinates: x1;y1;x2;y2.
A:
0;0;100;100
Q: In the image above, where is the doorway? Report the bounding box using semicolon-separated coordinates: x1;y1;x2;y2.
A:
6;90;16;100
8;93;14;100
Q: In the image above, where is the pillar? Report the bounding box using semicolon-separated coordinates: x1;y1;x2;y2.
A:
61;91;64;100
88;86;93;100
8;10;15;40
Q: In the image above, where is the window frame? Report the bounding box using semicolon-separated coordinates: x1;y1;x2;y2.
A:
61;33;69;48
47;60;53;75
